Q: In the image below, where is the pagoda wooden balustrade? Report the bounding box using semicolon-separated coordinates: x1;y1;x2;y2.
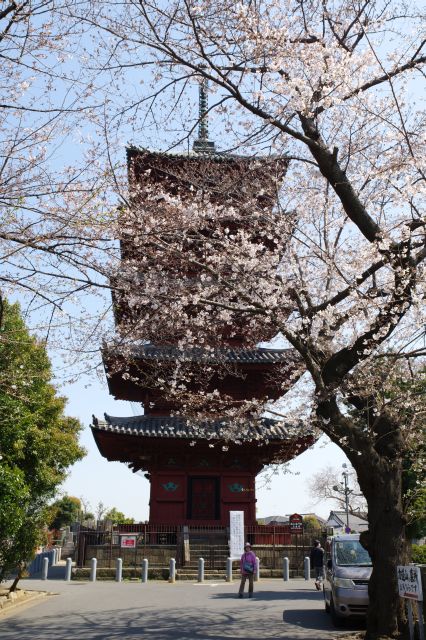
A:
75;524;314;569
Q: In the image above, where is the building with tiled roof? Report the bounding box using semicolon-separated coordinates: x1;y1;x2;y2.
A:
91;85;313;526
326;510;369;534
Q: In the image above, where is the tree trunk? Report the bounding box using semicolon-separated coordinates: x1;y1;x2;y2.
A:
354;457;405;639
8;564;23;593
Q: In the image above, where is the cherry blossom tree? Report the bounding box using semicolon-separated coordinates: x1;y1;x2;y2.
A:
0;1;116;367
2;0;417;634
69;2;426;637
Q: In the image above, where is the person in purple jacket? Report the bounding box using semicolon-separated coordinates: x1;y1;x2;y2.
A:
238;542;256;598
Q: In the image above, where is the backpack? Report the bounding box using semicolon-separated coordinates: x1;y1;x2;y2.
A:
243;554;254;573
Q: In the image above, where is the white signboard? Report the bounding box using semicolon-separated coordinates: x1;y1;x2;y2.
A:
183;526;190;563
229;511;245;560
397;566;423;601
120;535;137;549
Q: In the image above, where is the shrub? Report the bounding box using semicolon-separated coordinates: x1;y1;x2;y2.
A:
412;544;426;565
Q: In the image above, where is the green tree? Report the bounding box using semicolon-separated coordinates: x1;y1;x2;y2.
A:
303;516;322;535
104;507;135;525
0;296;85;585
396;373;426;541
412;545;426;565
0;465;30;570
49;496;82;531
405;482;426;541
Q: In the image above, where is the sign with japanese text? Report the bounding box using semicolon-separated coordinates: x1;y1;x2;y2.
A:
289;513;303;533
229;511;245;560
120;535;137;548
397;566;423;601
183;525;190;563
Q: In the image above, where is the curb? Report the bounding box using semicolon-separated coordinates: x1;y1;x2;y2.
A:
0;591;49;619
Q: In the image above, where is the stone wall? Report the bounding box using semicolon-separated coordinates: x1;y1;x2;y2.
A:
254;544;311;572
84;542;310;575
85;545;177;568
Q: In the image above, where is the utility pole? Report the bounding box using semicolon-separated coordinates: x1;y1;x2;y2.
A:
342;465;350;530
333;463;352;532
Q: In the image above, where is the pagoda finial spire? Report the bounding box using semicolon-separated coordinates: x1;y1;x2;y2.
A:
193;77;216;154
198;77;209;140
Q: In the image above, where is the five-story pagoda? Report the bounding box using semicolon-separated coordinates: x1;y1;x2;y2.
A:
91;84;313;526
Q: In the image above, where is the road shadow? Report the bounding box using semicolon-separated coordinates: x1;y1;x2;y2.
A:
283;608;366;632
212;589;325;601
0;602;354;640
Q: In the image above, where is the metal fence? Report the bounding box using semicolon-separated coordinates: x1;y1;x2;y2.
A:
75;525;179;568
75;524;316;569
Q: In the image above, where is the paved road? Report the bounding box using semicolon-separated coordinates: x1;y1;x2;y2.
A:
1;578;364;640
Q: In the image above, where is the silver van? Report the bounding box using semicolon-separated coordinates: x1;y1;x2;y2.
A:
323;533;372;626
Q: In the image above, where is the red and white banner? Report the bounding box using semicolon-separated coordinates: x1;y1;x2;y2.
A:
120;535;137;548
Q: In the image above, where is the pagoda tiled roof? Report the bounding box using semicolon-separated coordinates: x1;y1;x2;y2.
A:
91;413;302;442
103;343;300;366
127;145;288;165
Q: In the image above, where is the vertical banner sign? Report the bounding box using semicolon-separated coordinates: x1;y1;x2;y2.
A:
397;566;423;601
183;525;190;563
229;511;245;560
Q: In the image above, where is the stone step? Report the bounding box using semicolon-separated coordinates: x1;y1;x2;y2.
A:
187;553;229;556
190;544;228;549
72;566;306;581
180;570;225;574
60;543;75;560
186;556;229;561
189;546;229;551
191;541;228;543
186;560;228;565
185;559;228;565
189;540;228;545
177;577;226;581
185;569;227;573
188;552;229;557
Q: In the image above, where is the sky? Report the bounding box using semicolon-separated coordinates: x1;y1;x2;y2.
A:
59;371;352;522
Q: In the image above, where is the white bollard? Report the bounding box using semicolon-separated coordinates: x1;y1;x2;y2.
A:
90;557;97;582
304;556;310;581
198;557;205;583
116;557;123;582
169;558;176;583
65;557;72;582
226;557;233;583
254;557;260;582
283;557;289;581
42;557;49;580
141;558;148;583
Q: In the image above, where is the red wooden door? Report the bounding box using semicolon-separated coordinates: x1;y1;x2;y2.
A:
189;477;219;520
